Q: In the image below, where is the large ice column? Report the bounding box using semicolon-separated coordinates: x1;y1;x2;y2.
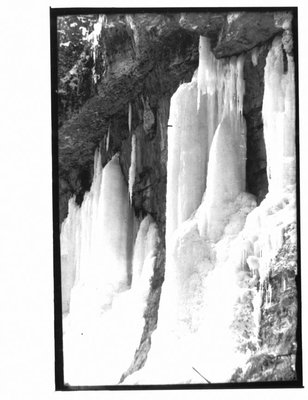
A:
163;36;247;327
60;150;103;314
197;112;246;241
166;36;246;245
95;155;132;291
196;43;246;242
262;36;296;194
61;150;132;318
166;43;224;241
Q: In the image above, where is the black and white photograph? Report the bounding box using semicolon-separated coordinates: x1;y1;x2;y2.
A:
51;7;302;389
3;2;308;399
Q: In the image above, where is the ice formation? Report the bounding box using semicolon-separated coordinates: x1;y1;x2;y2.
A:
124;35;296;384
61;148;160;385
251;47;259;66
105;124;110;151
128;134;136;203
61;151;132;321
124;36;250;384
262;36;296;194
128;102;132;132
87;15;104;63
61;32;296;385
86;15;104;82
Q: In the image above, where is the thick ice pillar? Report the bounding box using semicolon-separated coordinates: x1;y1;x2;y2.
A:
61;151;132;318
166;67;219;241
196;44;246;242
262;36;296;194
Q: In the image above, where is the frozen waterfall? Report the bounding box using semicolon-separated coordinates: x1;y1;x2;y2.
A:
125;35;296;384
61;149;159;385
65;151;132;320
60;32;296;386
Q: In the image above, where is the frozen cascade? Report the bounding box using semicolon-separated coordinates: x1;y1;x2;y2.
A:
60;32;296;385
124;35;296;385
166;34;246;241
69;153;132;316
61;149;159;385
196;36;246;241
124;37;252;384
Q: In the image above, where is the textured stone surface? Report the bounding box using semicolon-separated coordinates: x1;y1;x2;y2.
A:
231;223;298;382
57;11;292;224
213;12;283;57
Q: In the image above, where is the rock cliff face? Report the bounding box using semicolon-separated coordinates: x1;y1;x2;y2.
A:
57;11;289;224
231;223;298;382
56;10;298;383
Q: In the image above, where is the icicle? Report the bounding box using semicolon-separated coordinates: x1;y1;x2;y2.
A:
283;277;286;291
128;102;132;132
251;47;259;66
268;282;272;304
236;54;245;114
128;134;136;203
197;36;219;99
106;124;110;152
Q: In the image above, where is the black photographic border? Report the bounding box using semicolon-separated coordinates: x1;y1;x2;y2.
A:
50;6;302;391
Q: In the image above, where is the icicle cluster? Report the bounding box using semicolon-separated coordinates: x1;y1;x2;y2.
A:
126;37;251;385
61;150;132;321
196;37;246;241
166;36;247;245
61;149;160;385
